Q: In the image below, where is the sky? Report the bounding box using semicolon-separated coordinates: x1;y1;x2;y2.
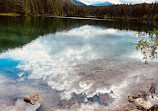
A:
77;0;156;5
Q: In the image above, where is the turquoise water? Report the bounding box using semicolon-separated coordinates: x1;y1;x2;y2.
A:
0;16;158;111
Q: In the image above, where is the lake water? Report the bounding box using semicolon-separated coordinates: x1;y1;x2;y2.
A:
0;16;158;111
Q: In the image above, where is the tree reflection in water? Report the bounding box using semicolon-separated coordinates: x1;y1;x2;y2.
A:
136;30;158;64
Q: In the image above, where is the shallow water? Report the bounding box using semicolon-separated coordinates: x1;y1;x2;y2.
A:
0;16;158;111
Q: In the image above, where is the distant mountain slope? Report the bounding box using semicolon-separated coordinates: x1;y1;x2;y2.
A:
65;0;112;6
92;2;114;6
64;0;85;5
73;0;85;5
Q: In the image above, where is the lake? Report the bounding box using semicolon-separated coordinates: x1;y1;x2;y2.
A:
0;16;158;111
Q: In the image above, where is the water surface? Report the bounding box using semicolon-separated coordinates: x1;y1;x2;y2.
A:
0;16;158;111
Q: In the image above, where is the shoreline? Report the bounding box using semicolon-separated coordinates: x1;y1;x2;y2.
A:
0;13;20;16
45;15;111;21
1;13;157;23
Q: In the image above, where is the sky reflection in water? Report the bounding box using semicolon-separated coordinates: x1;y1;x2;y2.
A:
0;25;155;111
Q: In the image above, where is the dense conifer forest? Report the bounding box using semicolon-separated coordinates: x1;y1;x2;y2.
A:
0;0;158;21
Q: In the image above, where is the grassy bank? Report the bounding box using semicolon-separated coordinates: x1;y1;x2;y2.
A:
0;13;20;16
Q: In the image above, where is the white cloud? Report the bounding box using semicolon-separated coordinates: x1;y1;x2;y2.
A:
77;0;120;5
77;0;155;5
119;0;155;4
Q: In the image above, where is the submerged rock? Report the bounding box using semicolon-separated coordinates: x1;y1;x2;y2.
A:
128;91;148;103
149;83;157;94
24;94;40;105
149;83;157;98
129;109;140;111
134;98;154;110
151;105;158;111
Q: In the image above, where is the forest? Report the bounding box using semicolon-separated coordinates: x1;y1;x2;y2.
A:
0;0;158;21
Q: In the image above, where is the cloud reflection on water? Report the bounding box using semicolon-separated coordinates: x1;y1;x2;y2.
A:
0;25;150;111
0;25;137;99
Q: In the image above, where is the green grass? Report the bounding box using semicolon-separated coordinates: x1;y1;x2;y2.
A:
0;13;21;16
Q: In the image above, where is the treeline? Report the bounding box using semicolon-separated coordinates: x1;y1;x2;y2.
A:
0;0;158;21
0;0;64;15
92;3;158;21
